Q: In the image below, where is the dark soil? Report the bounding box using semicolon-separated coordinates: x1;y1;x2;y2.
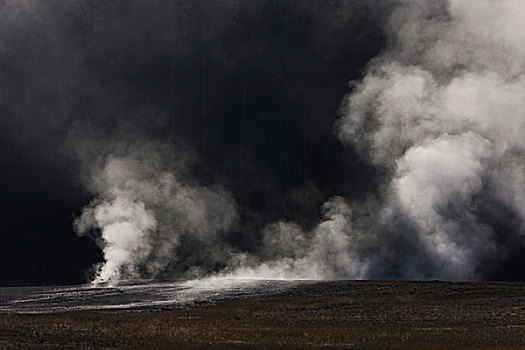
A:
1;281;525;349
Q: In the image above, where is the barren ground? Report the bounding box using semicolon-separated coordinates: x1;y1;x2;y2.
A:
1;281;525;349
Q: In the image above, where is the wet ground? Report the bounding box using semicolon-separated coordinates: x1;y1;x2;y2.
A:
1;280;525;349
0;278;303;313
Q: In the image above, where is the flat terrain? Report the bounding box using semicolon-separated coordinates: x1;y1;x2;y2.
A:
1;281;525;349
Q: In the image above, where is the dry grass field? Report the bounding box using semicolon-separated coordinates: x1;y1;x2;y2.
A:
1;281;525;349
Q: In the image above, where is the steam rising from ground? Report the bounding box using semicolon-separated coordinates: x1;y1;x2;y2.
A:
74;142;238;284
335;0;525;279
223;197;368;280
75;0;525;283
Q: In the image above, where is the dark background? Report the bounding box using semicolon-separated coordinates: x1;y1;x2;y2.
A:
1;1;523;286
0;0;390;286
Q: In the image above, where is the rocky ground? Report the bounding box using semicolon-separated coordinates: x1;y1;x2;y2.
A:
1;281;525;349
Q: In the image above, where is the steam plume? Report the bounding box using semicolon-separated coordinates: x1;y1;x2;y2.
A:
334;0;525;279
222;0;525;281
73;0;525;283
74;140;238;284
224;197;368;280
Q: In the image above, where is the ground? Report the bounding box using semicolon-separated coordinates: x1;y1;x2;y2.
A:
1;281;525;349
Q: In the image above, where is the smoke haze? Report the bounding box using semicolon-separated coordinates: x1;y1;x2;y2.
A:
1;0;525;285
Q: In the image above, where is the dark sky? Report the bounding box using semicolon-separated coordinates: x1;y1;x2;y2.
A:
0;0;389;286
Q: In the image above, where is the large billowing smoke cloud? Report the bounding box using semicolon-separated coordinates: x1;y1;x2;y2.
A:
6;0;522;284
333;0;525;280
69;0;525;283
211;0;525;282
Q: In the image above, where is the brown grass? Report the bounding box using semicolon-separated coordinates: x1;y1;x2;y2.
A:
1;281;525;349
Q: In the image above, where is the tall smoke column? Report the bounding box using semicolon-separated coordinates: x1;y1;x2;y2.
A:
74;140;239;285
335;0;525;279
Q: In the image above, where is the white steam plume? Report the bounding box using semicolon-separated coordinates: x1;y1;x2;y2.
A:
334;0;525;279
74;141;238;285
74;0;525;283
226;0;525;281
